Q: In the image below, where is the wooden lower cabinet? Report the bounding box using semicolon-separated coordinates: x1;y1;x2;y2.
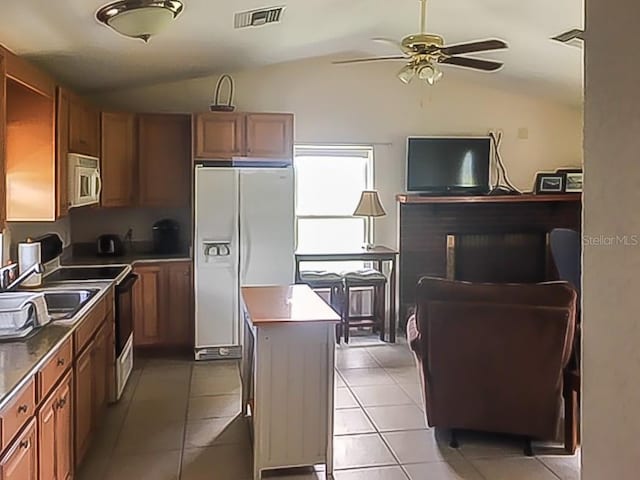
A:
133;261;193;348
92;323;109;426
0;419;37;480
74;343;93;466
132;265;162;347
37;372;73;480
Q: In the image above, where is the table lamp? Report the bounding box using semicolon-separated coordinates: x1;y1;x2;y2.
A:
353;190;386;250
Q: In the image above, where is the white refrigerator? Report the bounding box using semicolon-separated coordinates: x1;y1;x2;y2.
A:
194;166;295;360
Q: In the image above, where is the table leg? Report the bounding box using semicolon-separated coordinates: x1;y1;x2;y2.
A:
389;258;397;343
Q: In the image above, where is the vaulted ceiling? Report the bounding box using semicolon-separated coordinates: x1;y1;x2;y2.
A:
0;0;583;100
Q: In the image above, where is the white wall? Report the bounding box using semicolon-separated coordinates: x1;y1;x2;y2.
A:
96;58;583;248
583;1;640;478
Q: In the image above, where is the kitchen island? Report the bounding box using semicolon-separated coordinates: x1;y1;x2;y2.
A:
241;285;341;480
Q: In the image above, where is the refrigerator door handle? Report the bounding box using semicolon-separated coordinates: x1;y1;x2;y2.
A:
241;223;251;283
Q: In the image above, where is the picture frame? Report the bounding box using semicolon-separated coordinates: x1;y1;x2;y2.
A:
556;169;583;193
535;173;565;194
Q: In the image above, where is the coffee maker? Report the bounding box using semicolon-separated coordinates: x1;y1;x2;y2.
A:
152;219;181;254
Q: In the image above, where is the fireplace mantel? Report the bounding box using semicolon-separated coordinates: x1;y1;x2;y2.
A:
397;193;582;323
396;193;582;204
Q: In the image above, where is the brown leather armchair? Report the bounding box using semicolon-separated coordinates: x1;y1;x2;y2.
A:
407;277;577;454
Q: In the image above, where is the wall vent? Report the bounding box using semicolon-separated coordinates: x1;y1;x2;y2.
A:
234;6;285;29
551;29;584;49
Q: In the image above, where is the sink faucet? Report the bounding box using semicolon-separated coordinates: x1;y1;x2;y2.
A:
0;263;45;292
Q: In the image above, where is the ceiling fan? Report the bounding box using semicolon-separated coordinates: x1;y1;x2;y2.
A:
333;0;508;85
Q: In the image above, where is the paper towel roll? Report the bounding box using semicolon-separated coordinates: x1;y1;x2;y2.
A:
18;241;42;288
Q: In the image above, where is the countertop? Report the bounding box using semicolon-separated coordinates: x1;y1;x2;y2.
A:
242;285;341;326
0;281;112;410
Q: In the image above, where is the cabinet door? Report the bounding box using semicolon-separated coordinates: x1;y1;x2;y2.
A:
37;394;56;480
74;344;93;466
84;106;100;158
138;114;190;207
195;113;244;159
0;51;6;227
0;419;37;480
68;96;100;157
101;112;136;207
246;113;293;159
133;265;162;346
92;323;108;427
56;88;70;218
55;374;73;480
163;262;193;347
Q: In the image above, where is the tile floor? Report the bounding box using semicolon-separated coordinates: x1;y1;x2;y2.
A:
77;336;580;480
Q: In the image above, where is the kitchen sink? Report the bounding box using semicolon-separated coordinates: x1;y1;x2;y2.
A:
44;289;100;321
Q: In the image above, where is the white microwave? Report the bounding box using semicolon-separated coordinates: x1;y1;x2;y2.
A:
68;153;101;209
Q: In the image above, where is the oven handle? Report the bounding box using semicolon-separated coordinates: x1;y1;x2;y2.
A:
116;273;138;293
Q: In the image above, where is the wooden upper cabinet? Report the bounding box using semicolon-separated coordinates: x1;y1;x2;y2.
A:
138;114;191;208
194;112;294;161
56;88;70;218
246;113;293;159
133;265;162;347
68;96;100;157
0;51;6;228
5;78;56;222
0;418;37;480
68;94;100;157
101;112;136;207
195;112;244;159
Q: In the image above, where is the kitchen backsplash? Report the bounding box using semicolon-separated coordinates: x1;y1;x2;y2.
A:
5;207;191;262
69;207;191;244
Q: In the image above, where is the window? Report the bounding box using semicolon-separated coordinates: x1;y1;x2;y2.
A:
295;145;373;259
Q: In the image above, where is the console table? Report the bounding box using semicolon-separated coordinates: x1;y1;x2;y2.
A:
396;193;582;323
295;246;399;342
240;285;341;480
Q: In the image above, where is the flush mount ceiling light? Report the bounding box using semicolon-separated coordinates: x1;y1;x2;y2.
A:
96;0;184;42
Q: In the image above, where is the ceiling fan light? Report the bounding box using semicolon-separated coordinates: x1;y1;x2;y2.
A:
97;0;183;42
417;63;443;85
397;65;416;84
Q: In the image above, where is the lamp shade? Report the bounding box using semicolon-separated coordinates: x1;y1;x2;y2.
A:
353;191;386;217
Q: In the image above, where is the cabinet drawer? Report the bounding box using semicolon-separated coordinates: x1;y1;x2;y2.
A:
74;294;111;354
37;337;72;401
0;378;35;451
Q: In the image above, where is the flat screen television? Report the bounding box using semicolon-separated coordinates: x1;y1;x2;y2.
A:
406;136;491;194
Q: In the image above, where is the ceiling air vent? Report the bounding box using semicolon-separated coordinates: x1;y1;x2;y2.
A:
234;6;285;29
552;29;585;49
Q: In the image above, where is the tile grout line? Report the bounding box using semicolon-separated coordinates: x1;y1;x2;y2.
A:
177;361;194;480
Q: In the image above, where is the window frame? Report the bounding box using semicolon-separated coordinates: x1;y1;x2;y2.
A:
294;145;375;251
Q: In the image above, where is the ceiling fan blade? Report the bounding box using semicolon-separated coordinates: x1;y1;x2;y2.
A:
439;39;508;56
333;56;408;65
440;56;504;71
372;37;405;52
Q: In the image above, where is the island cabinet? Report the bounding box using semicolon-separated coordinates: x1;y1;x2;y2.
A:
240;285;340;480
194;112;293;162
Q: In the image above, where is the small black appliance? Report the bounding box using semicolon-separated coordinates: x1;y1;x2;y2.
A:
97;234;124;257
152;219;181;254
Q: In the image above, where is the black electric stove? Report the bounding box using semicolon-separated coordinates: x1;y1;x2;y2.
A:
45;266;128;283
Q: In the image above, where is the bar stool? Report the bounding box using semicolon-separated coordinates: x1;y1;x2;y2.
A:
299;270;345;340
341;268;387;343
